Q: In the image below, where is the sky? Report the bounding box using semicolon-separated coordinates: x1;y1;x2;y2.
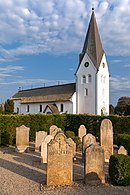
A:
0;0;130;106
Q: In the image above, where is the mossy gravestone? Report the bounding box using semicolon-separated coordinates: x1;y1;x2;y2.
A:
47;132;73;186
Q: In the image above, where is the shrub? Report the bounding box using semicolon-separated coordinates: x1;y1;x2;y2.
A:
109;154;130;186
65;131;81;151
115;134;130;155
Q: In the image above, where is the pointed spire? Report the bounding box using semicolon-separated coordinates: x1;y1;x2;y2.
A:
82;10;104;69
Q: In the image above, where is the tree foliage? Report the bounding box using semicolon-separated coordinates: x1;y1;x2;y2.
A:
4;99;14;114
115;96;130;115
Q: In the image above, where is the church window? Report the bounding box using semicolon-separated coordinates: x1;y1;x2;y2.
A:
61;104;64;112
103;76;106;83
102;88;105;96
27;105;29;112
88;74;92;82
82;75;86;83
101;75;103;82
40;105;42;112
17;107;19;114
85;88;88;96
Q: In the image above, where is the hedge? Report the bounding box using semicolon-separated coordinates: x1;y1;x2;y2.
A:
0;113;130;146
109;154;130;186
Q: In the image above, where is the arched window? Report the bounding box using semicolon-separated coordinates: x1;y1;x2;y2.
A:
40;105;42;112
61;104;64;112
82;75;86;84
85;88;88;96
102;88;105;96
88;74;92;82
27;105;29;112
103;76;106;83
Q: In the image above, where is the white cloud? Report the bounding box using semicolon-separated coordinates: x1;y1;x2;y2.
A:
0;0;130;61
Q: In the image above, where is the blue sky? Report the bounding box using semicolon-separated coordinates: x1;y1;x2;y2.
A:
0;0;130;106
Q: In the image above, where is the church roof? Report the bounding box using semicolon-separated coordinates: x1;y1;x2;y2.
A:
11;83;76;103
81;10;104;69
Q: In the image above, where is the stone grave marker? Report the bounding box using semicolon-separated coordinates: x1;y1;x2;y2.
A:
47;132;73;186
78;125;87;142
84;143;105;184
118;146;127;155
82;133;96;160
35;131;47;152
50;125;62;137
100;119;113;162
67;138;76;157
49;125;58;135
41;135;54;163
15;125;30;153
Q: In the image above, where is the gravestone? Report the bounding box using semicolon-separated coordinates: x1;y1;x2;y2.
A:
49;125;58;135
118;146;127;155
35;131;47;152
50;125;62;137
47;132;73;186
82;133;96;160
78;125;87;142
84;143;105;184
67;138;76;156
100;119;113;162
41;135;54;163
15;125;30;153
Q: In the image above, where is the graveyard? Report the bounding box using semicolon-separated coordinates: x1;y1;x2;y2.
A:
0;119;130;194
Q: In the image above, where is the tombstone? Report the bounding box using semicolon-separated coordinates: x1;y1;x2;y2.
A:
118;146;127;155
78;125;87;142
82;133;96;160
15;125;30;153
100;119;113;162
49;125;58;135
84;143;105;184
47;132;73;186
35;131;47;152
41;135;54;163
50;125;62;137
67;138;76;157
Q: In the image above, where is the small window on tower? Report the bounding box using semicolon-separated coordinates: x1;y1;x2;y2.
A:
85;88;88;96
27;105;29;112
40;105;42;112
88;74;92;82
82;75;86;83
61;104;63;112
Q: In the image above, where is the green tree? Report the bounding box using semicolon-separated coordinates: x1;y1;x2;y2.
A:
4;99;14;114
124;104;130;116
115;96;130;115
109;104;115;115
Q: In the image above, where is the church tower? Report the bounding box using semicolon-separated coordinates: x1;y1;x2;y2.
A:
75;9;109;115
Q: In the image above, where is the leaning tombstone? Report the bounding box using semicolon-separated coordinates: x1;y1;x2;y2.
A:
84;143;105;185
118;146;128;155
35;131;47;152
15;125;30;153
82;133;96;161
41;135;54;163
78;125;87;142
67;138;76;157
100;119;113;162
47;132;73;186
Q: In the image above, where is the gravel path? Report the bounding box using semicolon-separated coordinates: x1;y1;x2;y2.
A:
0;146;130;195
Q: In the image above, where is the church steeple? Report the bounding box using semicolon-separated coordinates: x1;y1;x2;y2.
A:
81;9;104;69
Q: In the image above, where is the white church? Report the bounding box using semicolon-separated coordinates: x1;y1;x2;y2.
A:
11;10;109;115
